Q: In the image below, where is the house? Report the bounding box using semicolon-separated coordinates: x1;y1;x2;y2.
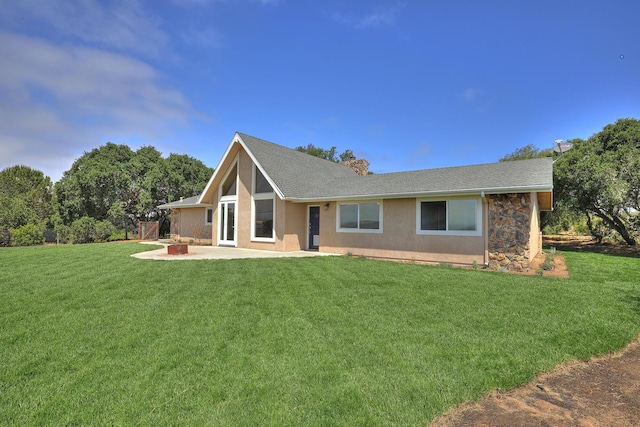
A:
159;132;553;270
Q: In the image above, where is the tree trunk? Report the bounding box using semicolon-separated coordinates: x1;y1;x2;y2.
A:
594;210;637;246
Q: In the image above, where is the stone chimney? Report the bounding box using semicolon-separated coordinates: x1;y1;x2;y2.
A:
342;158;369;176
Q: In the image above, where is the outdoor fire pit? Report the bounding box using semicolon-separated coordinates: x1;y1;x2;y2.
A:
167;244;188;255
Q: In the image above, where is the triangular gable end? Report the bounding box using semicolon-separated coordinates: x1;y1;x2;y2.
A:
198;132;285;204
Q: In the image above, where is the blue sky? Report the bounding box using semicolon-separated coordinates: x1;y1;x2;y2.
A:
1;0;638;183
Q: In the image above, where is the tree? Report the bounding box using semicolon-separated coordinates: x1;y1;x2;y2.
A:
0;165;53;246
554;118;640;245
54;143;213;238
295;144;355;163
500;144;553;162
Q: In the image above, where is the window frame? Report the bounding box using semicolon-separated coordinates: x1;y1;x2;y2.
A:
205;208;213;225
251;165;276;242
336;201;383;233
416;197;482;236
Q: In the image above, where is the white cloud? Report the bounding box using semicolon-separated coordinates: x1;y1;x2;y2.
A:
0;31;198;182
0;0;169;58
332;3;404;30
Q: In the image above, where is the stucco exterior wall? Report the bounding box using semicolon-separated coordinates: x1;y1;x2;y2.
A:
529;192;542;259
170;207;212;245
319;198;486;265
283;202;307;251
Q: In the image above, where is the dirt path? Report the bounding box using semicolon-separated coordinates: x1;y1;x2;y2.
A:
431;338;640;426
431;237;640;426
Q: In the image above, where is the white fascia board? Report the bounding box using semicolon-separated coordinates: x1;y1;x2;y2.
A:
286;184;553;203
197;133;242;204
158;202;214;209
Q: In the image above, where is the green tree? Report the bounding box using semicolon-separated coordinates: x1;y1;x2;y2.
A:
0;165;53;246
54;143;213;238
554;118;640;245
500;144;553;162
55;142;135;225
295;144;355;163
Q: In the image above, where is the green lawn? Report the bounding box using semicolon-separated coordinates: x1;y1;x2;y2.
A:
1;243;639;426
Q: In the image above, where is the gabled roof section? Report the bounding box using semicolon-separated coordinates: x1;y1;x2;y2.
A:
237;133;358;199
199;132;357;202
198;132;553;203
289;157;554;201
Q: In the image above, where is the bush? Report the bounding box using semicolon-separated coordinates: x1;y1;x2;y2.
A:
71;216;97;244
95;220;115;243
54;224;72;244
108;229;127;241
10;223;45;246
0;228;10;247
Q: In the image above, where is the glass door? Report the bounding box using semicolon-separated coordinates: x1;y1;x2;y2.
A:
219;201;236;246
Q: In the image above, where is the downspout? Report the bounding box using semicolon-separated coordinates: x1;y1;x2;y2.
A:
481;191;489;266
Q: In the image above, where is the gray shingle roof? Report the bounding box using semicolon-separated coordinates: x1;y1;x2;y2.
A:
158;195;208;209
237;133;357;198
237;133;553;201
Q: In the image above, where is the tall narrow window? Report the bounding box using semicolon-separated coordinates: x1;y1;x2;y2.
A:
221;164;237;196
252;165;275;241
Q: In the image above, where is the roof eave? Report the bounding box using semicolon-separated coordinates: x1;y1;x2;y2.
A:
158;203;214;209
286;185;553;202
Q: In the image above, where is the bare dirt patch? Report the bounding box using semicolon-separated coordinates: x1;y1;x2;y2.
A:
431;337;640;427
431;236;640;426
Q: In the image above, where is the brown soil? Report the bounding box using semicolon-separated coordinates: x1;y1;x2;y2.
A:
431;338;640;427
431;236;640;427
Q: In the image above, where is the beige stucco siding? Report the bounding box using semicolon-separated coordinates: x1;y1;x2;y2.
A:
529;191;542;259
319;198;485;265
283;202;307;251
172;207;212;244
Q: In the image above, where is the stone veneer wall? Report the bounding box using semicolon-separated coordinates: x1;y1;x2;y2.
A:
341;159;369;176
487;193;532;271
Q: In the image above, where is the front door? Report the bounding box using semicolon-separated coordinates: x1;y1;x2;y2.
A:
308;206;320;250
219;201;236;246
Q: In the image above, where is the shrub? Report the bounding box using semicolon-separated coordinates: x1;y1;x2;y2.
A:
0;228;11;247
542;253;555;271
10;223;45;246
108;229;127;241
71;216;97;244
54;224;72;244
95;220;115;243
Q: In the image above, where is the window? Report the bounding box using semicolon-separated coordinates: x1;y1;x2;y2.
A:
252;165;275;241
254;167;273;194
417;198;481;236
221;163;237;197
254;199;273;238
338;202;382;232
205;208;213;224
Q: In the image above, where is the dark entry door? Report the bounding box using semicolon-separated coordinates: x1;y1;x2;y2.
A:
308;206;320;250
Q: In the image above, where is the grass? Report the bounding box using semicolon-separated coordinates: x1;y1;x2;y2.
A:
1;243;639;426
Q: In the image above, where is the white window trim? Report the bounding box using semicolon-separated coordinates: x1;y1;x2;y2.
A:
416;197;482;236
218;155;239;202
205;208;213;225
336;201;383;234
251;165;276;242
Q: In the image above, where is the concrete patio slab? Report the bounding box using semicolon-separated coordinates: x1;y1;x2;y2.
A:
131;242;340;261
